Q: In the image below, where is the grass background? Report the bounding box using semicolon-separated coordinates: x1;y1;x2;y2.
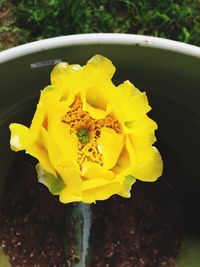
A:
0;0;200;51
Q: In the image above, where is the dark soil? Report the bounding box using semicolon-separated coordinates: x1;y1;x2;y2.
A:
0;153;183;267
89;181;182;267
0;154;67;267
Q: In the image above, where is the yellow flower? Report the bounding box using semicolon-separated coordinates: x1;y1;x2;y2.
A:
9;55;163;204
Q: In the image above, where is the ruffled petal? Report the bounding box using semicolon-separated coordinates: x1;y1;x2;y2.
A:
98;127;124;170
111;81;151;122
124;114;157;136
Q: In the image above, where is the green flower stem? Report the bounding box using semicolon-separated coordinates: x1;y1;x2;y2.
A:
65;203;92;266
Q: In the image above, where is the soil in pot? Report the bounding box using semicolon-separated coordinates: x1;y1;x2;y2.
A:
0;151;183;267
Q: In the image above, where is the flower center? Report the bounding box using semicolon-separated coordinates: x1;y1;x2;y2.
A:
61;96;121;167
76;127;90;145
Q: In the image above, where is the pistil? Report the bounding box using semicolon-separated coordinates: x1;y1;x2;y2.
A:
77;128;90;145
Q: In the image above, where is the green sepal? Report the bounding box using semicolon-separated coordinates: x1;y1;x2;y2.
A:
124;175;136;191
120;175;136;197
36;163;65;195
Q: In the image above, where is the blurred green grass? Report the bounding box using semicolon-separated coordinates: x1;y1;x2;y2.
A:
1;0;200;50
0;248;11;267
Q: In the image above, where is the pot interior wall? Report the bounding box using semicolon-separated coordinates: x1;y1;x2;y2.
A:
0;41;200;265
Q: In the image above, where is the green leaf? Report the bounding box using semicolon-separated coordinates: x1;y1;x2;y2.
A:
36;163;65;195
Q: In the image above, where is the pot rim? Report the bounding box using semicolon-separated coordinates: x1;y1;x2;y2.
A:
0;33;200;64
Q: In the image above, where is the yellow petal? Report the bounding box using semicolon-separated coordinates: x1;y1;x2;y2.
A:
111;81;151;122
82;99;108;120
29;101;46;141
9;101;46;151
124;115;157;134
132;146;163;182
129;129;156;150
80;55;117;119
59;187;82;204
51;62;83;99
116;80;139;96
48;111;78;163
56;165;82;194
82;178;112;191
112;136;136;182
9;123;30;151
82;179;121;203
40;85;63;103
41;119;78;169
41;127;66;168
40;85;75;118
86;54;116;81
50;62;69;85
52;123;78;162
81;81;113;120
98;127;124;170
82;162;114;180
27;139;56;175
125;92;151;120
112;144;131;175
126;135;136;167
